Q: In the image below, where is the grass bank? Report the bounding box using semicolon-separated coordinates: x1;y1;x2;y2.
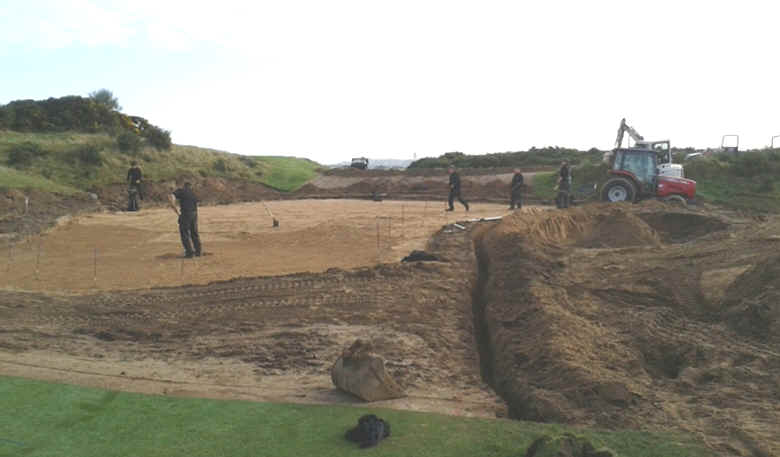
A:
0;376;708;457
0;131;321;193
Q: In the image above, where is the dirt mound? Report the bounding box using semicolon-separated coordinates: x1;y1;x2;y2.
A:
0;189;98;238
96;177;281;211
474;203;780;456
723;256;780;342
512;204;661;248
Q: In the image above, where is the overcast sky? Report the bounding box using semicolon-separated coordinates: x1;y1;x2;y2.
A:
2;0;778;163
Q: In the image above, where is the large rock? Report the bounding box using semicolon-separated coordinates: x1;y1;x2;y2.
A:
331;339;406;402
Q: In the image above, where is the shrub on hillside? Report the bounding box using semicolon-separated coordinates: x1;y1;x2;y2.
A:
144;125;172;150
117;132;142;154
239;156;257;168
88;89;121;111
213;158;228;173
7;142;47;167
408;147;602;169
731;151;780;178
77;144;103;166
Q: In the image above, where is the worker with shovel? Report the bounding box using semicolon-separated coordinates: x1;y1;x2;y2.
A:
555;160;572;209
168;181;202;258
126;161;143;211
509;168;524;210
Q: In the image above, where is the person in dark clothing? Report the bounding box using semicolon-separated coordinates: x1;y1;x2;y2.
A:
168;182;202;258
446;166;469;211
126;161;143;211
556;160;571;209
509;168;524;210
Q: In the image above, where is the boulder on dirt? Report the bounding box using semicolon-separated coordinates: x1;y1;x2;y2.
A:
524;433;615;457
401;250;441;263
331;339;406;402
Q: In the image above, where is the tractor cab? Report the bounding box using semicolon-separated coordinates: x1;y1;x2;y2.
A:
603;148;696;204
350;157;369;170
633;140;684;178
609;149;658;198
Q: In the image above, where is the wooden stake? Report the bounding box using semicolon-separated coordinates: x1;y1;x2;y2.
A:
401;204;405;240
35;240;41;280
93;247;97;283
376;217;380;262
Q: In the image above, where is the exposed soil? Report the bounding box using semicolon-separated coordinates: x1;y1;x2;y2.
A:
95;176;282;212
474;201;780;457
0;189;98;239
298;171;541;203
3;183;779;456
0;200;510;292
0;216;505;418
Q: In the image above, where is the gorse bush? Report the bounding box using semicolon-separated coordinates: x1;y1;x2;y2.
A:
143;125;172;151
117;132;142;154
213;158;228;173
0;96;172;150
77;144;103;166
7;142;47;167
409;147;603;169
88;89;121;111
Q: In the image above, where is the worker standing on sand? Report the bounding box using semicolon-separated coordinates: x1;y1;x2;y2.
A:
555;160;571;209
168;182;202;258
126;161;143;211
446;166;470;211
509;168;524;210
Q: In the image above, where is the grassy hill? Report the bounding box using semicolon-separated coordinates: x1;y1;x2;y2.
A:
0;131;321;194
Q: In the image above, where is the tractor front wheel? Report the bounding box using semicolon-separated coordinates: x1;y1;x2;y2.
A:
602;178;636;203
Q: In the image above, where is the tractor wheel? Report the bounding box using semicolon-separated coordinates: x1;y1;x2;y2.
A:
662;194;688;206
602;178;636;203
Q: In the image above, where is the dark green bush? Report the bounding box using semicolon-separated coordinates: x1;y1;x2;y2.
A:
408;147;602;169
7;142;46;167
757;176;774;193
144;125;172;150
77;144;103;166
213;158;228;173
117;132;142;154
239;156;257;168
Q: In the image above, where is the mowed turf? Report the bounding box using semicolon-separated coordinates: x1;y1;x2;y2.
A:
0;376;708;457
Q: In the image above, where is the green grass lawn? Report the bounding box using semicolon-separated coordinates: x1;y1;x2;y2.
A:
0;376;708;457
0;131;321;193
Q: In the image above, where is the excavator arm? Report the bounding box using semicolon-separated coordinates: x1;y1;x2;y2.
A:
615;118;644;149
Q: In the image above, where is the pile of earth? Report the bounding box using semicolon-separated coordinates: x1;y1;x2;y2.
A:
473;202;780;456
96;176;282;211
0;189;98;238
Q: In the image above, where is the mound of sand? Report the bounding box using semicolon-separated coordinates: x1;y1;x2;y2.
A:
473;202;780;456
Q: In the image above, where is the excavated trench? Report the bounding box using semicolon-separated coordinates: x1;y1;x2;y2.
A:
467;204;741;426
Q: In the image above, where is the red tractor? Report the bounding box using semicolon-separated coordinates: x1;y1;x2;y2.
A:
602;148;696;204
601;119;696;204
